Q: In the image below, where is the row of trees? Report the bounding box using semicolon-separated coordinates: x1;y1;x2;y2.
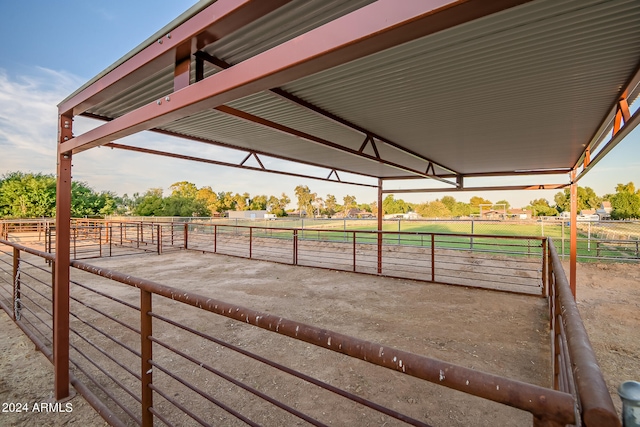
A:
1;171;639;219
0;172;118;218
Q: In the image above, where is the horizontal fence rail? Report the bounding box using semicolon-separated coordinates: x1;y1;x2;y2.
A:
0;234;622;426
6;217;639;262
184;223;547;296
547;240;620;426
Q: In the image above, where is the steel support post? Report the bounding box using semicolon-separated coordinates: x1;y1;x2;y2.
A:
352;231;356;272
12;248;20;321
54;113;73;400
377;179;383;274
570;170;577;298
431;234;435;282
184;223;188;250
140;289;153;427
542;238;547;297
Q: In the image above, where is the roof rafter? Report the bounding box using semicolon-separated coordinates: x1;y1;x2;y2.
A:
105;143;377;188
59;0;292;116
80;112;382;181
382;184;568;194
61;0;533;160
193;51;460;176
214;105;456;184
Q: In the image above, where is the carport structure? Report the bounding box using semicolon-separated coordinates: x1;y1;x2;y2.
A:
52;0;639;425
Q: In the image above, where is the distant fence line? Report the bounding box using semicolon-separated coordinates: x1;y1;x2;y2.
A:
2;217;639;262
102;216;640;262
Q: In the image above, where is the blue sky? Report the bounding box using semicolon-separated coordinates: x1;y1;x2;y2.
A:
0;1;638;209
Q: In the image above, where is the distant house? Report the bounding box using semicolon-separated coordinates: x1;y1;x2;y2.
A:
228;210;269;219
596;201;612;220
481;209;504;219
507;208;530;220
334;209;373;219
383;212;420;220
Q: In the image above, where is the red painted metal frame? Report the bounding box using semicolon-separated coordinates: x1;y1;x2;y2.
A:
194;51;460;177
576;59;640;172
105;142;377;188
569;170;577;298
60;0;534;155
82;112;384;183
58;0;292;116
54;114;73;400
382;184;569;194
215;105;456;184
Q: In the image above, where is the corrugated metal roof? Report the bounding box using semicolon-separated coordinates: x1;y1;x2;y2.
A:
281;0;640;174
82;0;640;182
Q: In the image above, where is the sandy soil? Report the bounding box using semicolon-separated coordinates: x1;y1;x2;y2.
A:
565;261;640;416
0;246;637;426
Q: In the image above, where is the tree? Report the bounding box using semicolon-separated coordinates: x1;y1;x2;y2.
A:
267;192;290;217
495;199;511;210
469;196;492;214
249;195;268;210
169;181;199;199
233;192;251;211
342;195;357;215
527;198;558;217
216;192;237;212
196;187;219;216
440;196;457;212
324;194;337;217
294;185;315;217
134;188;164;216
610;182;640;219
382;195;409;214
554;186;601;213
415;200;450;218
0;172;56;218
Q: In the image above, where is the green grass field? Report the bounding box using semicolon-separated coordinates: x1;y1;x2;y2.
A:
202;218;639;261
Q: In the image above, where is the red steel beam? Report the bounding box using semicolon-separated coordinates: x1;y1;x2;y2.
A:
576;101;640;183
58;0;291;116
214;105;456;184
576;59;640;170
54;114;73;400
105;143;378;188
382;184;568;194
60;0;533;155
194;51;460;176
81;112;382;180
384;169;573;180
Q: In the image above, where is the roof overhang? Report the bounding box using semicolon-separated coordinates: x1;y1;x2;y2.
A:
59;0;640;192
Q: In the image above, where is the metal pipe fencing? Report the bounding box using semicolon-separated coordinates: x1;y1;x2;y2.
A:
0;237;592;426
184;222;547;295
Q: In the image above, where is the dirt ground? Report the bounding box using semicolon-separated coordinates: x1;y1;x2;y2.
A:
0;246;637;426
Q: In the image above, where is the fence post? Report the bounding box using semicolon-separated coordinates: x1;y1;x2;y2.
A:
431;234;435;282
214;225;217;253
99;226;103;258
184;223;188;250
542;238;547;297
293;229;298;265
561;221;565;260
343;218;347;242
73;227;77;259
397;219;401;245
352;231;356;272
140;289;153;427
249;227;253;259
12;248;20;321
109;225;113;257
157;225;162;255
470;219;475;250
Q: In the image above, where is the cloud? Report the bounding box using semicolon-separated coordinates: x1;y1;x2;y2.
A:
0;68;84;170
